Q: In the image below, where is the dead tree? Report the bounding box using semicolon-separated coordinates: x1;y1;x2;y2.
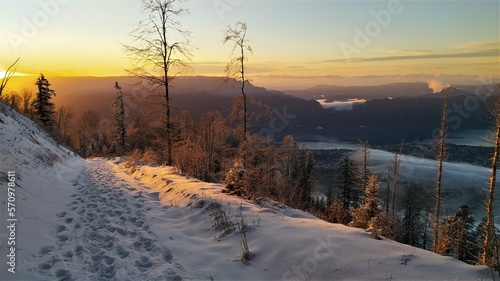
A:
483;83;500;267
390;139;404;216
223;22;252;168
123;0;192;166
0;58;20;98
433;92;449;253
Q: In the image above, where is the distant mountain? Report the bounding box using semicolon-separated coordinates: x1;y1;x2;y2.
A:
284;82;434;101
312;89;492;144
9;76;493;144
10;75;295;120
418;87;475;99
284;82;495;102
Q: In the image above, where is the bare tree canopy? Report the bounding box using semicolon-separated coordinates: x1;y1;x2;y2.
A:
0;58;20;98
223;22;252;167
123;0;193;166
124;0;192;85
223;22;252;83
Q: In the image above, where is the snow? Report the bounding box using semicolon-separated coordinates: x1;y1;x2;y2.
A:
0;101;493;280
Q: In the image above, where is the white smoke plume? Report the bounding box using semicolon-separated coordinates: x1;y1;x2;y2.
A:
428;78;450;93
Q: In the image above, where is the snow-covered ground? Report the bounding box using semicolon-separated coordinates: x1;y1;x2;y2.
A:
0;102;494;280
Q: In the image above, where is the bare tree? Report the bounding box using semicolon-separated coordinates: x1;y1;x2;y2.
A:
483;83;500;267
54;106;74;144
223;22;252;168
124;0;192;166
433;92;449;253
20;88;34;116
390;139;404;216
359;140;369;191
1;90;20;110
0;58;20;98
78;110;101;157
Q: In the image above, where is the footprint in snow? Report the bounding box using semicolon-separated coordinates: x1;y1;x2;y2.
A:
135;256;153;271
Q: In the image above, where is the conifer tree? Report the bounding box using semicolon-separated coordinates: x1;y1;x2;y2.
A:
337;156;359;218
401;183;428;247
297;146;315;208
437;205;477;264
34;73;56;128
350;172;382;229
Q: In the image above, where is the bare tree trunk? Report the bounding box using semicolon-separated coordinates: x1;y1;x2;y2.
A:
0;58;20;98
386;164;391;216
433;92;448;253
223;22;251;169
238;38;247;169
123;0;192;166
165;80;172;165
390;139;404;216
483;117;499;265
361;140;368;191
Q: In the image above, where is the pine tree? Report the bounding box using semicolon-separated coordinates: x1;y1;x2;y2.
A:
437;205;477;264
364;173;382;220
112;82;127;153
34;74;56;128
350;172;382;229
337;156;360;222
297;146;315;208
401;184;428;247
476;217;500;272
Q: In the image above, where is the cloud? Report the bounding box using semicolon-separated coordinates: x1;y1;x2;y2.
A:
451;41;500;51
320;49;499;64
317;98;367;110
374;48;432;55
317;41;499;64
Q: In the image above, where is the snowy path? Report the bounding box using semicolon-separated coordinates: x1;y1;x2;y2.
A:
31;159;184;281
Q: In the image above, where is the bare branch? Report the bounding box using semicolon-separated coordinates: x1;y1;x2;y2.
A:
122;0;193;166
0;58;20;98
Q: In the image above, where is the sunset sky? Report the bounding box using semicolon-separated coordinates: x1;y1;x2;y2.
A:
1;0;499;90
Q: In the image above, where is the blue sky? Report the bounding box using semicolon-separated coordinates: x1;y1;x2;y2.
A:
1;0;498;89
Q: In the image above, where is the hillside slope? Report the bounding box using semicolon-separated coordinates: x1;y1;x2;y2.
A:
0;101;492;280
0;102;84;280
